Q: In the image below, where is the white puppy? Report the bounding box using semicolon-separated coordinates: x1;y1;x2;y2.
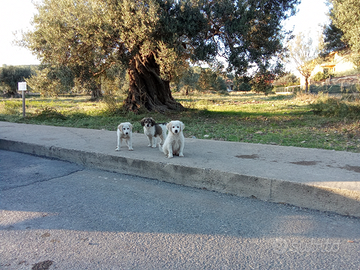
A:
115;122;133;151
162;120;185;158
140;117;167;149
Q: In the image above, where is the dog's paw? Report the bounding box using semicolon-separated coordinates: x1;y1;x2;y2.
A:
179;153;184;157
147;144;152;147
128;148;134;151
115;147;120;151
151;145;157;148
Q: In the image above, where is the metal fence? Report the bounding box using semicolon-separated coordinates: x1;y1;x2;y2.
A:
309;84;360;94
274;85;301;93
275;75;360;94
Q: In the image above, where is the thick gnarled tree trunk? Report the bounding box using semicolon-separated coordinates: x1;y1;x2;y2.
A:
124;54;184;113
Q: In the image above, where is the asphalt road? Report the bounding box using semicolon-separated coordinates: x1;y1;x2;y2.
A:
1;149;359;270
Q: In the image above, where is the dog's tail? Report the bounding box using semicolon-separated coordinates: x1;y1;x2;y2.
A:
160;123;167;135
159;123;167;152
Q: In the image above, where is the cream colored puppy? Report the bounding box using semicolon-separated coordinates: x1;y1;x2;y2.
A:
162;120;185;158
115;122;133;151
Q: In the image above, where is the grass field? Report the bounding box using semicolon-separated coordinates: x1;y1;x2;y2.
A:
1;91;360;152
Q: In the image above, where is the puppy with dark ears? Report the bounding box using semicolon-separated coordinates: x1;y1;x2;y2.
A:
162;120;185;158
115;122;133;151
140;117;167;149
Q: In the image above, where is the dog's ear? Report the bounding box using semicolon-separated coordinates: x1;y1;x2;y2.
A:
129;123;133;131
180;121;185;131
140;118;146;126
150;118;155;125
166;122;172;132
118;124;123;132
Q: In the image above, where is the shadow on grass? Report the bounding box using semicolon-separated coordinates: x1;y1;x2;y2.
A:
180;106;313;120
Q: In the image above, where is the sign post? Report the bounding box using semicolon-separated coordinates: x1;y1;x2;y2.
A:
18;82;27;117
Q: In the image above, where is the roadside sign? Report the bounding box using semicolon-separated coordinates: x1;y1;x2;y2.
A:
18;82;27;91
18;82;27;117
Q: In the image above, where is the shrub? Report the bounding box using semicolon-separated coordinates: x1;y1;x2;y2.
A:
310;94;360;118
313;71;332;82
236;82;252;91
34;107;67;120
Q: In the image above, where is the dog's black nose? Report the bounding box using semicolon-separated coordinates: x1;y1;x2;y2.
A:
175;130;178;133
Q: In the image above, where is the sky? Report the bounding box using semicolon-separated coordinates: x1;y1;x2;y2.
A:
0;0;330;68
283;0;330;40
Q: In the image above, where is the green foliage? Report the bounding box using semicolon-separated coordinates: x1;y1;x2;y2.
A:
310;94;360;118
1;100;22;115
312;71;332;82
22;0;299;108
26;66;74;96
330;0;360;66
237;82;252;92
0;65;35;96
198;68;227;92
233;76;252;92
273;73;299;87
100;65;129;114
321;21;347;56
174;66;200;94
174;66;227;94
250;70;275;95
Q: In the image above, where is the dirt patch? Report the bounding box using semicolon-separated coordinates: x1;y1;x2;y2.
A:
41;232;51;238
236;154;259;159
290;161;319;166
32;260;53;270
341;165;360;173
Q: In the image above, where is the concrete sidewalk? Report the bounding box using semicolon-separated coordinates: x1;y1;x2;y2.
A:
1;121;359;217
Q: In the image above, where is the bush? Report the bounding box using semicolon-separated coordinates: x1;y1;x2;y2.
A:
313;71;332;82
310;94;360;118
236;82;252;91
0;65;35;96
273;73;299;87
34;107;67;120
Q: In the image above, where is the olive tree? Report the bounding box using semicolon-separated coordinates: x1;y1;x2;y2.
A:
0;65;34;97
23;0;299;112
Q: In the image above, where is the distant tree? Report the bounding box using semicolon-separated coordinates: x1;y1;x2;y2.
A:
313;70;332;82
328;0;360;66
0;66;34;97
176;66;200;95
175;65;227;94
232;76;251;91
288;33;320;92
26;66;74;96
22;0;299;112
198;66;227;93
321;21;347;56
273;73;299;87
250;69;275;95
